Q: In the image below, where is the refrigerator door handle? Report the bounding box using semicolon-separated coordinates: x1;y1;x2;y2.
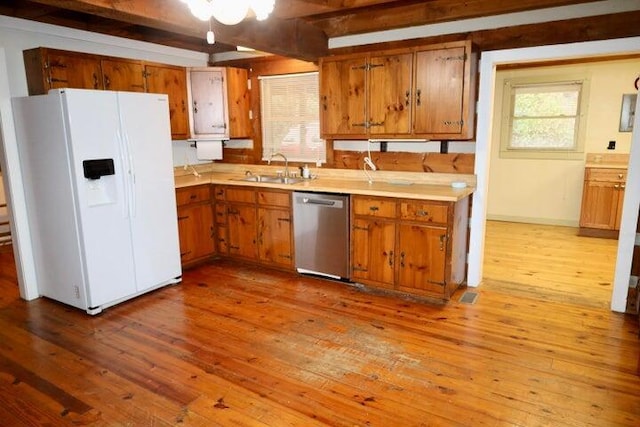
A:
122;131;136;217
116;129;130;218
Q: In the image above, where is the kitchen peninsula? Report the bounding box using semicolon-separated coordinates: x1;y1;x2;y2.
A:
175;163;475;302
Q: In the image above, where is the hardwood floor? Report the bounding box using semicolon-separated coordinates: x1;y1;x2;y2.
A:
0;221;638;426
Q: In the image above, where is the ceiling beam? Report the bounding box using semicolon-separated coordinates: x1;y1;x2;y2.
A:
312;0;603;37
25;0;328;61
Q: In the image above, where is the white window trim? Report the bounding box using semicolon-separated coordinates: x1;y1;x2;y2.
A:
498;73;590;160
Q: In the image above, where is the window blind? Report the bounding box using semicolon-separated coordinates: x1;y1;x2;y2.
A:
259;72;325;163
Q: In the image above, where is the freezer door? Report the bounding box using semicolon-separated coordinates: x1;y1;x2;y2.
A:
116;91;181;292
62;90;138;307
12;93;89;309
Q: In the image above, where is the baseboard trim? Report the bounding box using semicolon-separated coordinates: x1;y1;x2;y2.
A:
486;215;578;227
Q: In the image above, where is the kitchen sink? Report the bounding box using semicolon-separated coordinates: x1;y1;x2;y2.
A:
232;175;304;185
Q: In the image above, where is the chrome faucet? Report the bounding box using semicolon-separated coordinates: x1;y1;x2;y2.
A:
268;152;289;177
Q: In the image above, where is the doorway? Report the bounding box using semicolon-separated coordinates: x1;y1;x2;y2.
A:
467;36;640;313
482;57;636;308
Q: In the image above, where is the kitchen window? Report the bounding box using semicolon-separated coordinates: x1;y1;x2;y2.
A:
499;75;589;159
260;72;325;163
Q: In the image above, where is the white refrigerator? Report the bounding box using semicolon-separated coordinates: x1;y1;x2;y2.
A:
12;89;182;314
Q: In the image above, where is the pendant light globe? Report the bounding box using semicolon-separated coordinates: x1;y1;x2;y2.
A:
211;0;250;25
187;0;214;21
250;0;275;21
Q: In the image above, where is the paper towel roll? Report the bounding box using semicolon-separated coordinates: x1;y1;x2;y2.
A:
196;139;223;160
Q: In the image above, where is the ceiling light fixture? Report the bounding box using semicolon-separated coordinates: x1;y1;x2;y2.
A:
179;0;275;44
206;19;215;44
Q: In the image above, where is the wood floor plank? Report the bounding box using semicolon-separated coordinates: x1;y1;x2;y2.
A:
0;221;638;426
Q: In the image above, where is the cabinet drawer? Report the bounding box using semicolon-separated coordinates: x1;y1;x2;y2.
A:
586;168;626;182
399;201;448;224
258;190;291;207
214;204;227;224
226;187;256;203
176;185;210;206
353;197;396;218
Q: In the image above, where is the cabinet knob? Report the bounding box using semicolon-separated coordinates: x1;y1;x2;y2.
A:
618;174;623;179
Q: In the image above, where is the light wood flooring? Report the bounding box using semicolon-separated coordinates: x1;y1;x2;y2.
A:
0;221;638;426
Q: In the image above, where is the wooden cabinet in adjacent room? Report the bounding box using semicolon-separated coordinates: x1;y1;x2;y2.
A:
319;40;476;140
213;186;294;269
176;185;215;267
351;195;469;300
579;167;627;237
145;63;190;140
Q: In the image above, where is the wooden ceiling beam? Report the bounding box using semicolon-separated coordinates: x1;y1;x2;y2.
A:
24;0;328;61
312;0;603;37
274;0;405;19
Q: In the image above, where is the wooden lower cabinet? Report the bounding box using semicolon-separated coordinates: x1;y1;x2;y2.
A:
351;195;469;300
351;218;396;289
176;185;214;267
579;167;626;237
214;185;293;269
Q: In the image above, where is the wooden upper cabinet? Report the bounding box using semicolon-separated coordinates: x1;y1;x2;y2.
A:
101;58;145;92
23;48;102;95
368;53;413;135
319;40;476;140
23;47;191;140
226;67;252;138
413;45;471;137
187;67;229;139
320;56;367;136
145;63;189;140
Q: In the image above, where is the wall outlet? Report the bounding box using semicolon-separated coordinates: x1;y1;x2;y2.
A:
607;140;616;150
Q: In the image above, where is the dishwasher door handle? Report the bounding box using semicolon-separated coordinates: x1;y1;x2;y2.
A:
302;197;338;207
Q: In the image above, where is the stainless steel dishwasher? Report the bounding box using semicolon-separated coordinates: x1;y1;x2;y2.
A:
293;191;350;280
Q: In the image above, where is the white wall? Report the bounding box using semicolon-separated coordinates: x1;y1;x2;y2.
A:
487;59;638;226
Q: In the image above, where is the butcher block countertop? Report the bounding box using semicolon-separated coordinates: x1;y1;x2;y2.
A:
174;163;476;202
584;152;629;169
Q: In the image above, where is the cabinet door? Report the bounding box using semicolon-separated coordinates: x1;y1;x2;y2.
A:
145;64;189;139
258;207;293;267
368;53;413;135
177;204;214;263
614;184;626;231
413;46;466;134
351;218;395;288
320;56;367;136
227;204;257;259
227;67;252;138
397;224;447;294
46;52;102;91
101;59;146;92
579;180;619;230
189;68;228;137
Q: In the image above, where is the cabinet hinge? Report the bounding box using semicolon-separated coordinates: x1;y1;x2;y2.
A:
368;63;384;70
353;225;369;231
353;266;368;272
